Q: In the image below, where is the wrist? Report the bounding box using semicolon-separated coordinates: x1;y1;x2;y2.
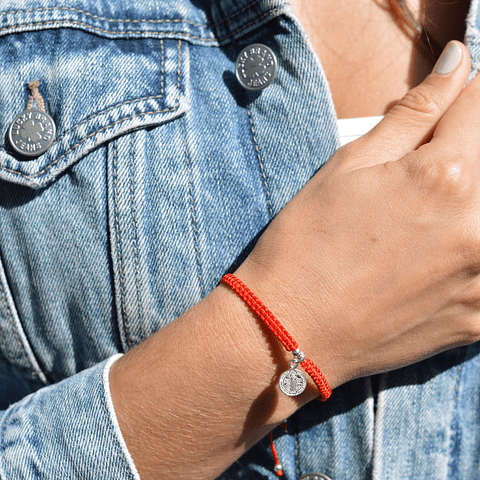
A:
109;279;317;479
213;281;320;413
220;273;332;401
235;257;348;391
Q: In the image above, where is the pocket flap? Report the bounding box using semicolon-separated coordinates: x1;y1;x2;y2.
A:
0;32;190;189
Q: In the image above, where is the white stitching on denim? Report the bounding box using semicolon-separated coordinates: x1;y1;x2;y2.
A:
113;140;131;350
181;117;204;297
294;427;301;478
447;362;465;476
178;40;203;295
0;38;185;182
0;107;178;180
0;5;287;45
0;20;217;42
53;93;165;143
177;40;182;107
130;133;145;341
0;6;207;28
161;39;165;96
0;90;167;160
109;41;183;349
247;106;273;218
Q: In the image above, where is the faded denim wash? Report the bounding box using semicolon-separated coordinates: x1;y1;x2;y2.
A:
1;0;480;478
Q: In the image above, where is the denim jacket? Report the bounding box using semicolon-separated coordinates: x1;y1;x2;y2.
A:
1;1;480;478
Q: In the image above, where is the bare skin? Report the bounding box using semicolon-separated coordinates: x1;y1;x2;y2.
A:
290;0;470;118
110;3;479;479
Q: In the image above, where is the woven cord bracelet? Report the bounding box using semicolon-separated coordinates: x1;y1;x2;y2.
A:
221;273;332;401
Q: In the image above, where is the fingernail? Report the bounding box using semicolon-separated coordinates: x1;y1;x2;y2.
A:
434;41;462;75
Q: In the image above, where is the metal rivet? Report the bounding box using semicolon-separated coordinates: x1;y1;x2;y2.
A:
235;43;277;91
8;109;56;158
299;474;333;480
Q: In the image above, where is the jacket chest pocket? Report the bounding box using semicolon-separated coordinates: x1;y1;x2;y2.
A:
0;31;189;189
0;23;192;389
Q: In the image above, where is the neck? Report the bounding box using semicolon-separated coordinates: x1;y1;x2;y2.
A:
290;0;470;119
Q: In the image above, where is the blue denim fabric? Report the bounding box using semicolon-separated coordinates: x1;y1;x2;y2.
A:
1;0;480;479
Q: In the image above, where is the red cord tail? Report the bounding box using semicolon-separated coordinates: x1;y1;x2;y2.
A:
269;432;283;477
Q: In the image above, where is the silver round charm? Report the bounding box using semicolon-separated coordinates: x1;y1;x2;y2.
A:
235;43;277;91
8;109;56;157
279;367;307;396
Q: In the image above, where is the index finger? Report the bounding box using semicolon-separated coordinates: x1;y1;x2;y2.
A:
428;65;480;164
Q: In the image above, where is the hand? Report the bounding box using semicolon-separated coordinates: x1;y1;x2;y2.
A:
110;41;479;480
237;41;480;390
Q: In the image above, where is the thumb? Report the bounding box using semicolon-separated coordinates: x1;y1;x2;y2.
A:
342;41;471;168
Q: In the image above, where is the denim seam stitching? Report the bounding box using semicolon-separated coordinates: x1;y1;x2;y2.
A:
408;389;422;478
53;92;167;143
100;365;135;478
0;20;217;42
161;39;165;95
177;40;182;108
113;139;131;350
130;133;145;341
0;107;179;180
294;427;300;478
0;4;287;43
178;39;204;295
218;5;286;43
446;362;464;477
0;8;287;44
0;90;168;155
0;93;167;157
211;0;263;27
0;6;207;28
181;116;205;298
0;40;183;181
247;106;273;218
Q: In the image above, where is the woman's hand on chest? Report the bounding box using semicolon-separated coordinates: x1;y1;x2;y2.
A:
237;39;480;389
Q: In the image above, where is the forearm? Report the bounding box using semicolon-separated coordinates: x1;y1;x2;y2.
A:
109;40;480;480
109;277;319;480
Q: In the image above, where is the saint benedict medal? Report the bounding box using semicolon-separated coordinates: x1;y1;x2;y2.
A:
279;360;307;396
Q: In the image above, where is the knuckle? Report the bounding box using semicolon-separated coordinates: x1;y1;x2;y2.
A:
404;151;472;197
458;320;480;344
333;141;371;172
392;84;443;119
432;160;471;196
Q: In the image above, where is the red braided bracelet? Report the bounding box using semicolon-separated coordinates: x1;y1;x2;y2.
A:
220;273;332;401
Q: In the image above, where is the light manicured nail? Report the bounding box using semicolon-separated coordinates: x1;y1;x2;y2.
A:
434;41;462;75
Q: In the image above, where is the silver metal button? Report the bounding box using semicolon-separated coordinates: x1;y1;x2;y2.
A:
299;474;332;480
8;108;56;157
235;43;277;91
